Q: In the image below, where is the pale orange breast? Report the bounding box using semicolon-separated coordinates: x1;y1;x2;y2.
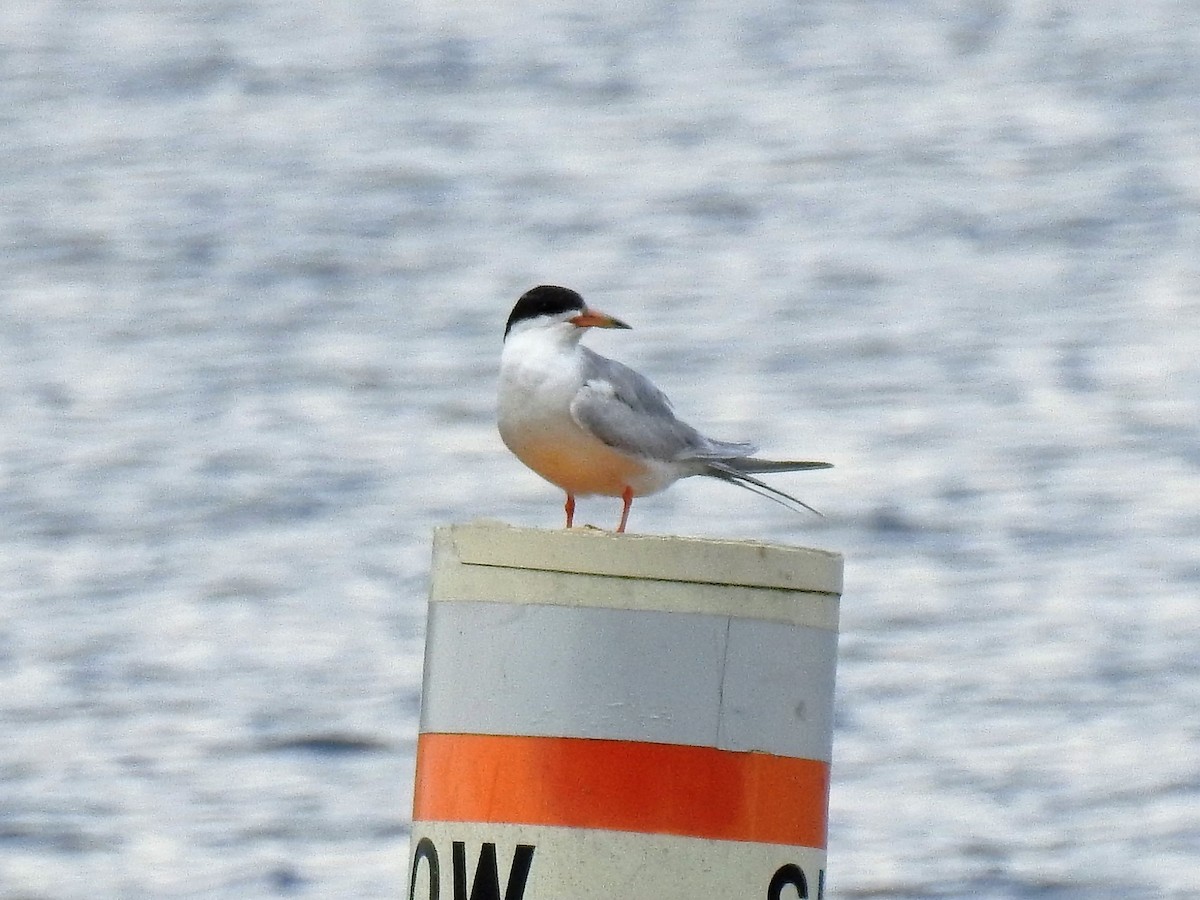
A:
513;432;647;497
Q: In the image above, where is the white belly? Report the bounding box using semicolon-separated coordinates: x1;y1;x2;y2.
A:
498;348;676;498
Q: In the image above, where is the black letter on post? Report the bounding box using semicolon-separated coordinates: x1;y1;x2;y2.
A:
768;863;808;900
505;845;535;899
409;837;440;900
452;841;536;900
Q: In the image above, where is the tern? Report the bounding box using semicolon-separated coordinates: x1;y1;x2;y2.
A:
497;285;832;533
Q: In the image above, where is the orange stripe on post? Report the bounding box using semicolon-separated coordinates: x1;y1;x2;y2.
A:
412;733;829;849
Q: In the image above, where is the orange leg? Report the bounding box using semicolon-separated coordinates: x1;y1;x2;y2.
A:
616;486;634;533
564;493;575;529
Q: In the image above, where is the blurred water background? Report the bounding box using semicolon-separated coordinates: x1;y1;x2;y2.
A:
2;1;1199;897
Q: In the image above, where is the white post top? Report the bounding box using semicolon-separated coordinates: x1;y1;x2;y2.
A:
436;520;843;596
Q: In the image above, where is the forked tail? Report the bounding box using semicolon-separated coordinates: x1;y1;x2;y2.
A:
703;459;831;516
723;458;832;475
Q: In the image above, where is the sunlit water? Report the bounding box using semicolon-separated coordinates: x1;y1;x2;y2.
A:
2;2;1198;898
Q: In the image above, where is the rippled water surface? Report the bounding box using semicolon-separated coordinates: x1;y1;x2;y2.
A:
3;2;1199;897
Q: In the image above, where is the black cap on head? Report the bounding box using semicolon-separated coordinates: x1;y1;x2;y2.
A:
504;285;586;338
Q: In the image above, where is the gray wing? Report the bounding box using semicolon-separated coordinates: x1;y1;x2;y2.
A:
569;348;756;462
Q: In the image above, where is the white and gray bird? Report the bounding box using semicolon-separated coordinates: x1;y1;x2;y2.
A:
497;285;832;533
